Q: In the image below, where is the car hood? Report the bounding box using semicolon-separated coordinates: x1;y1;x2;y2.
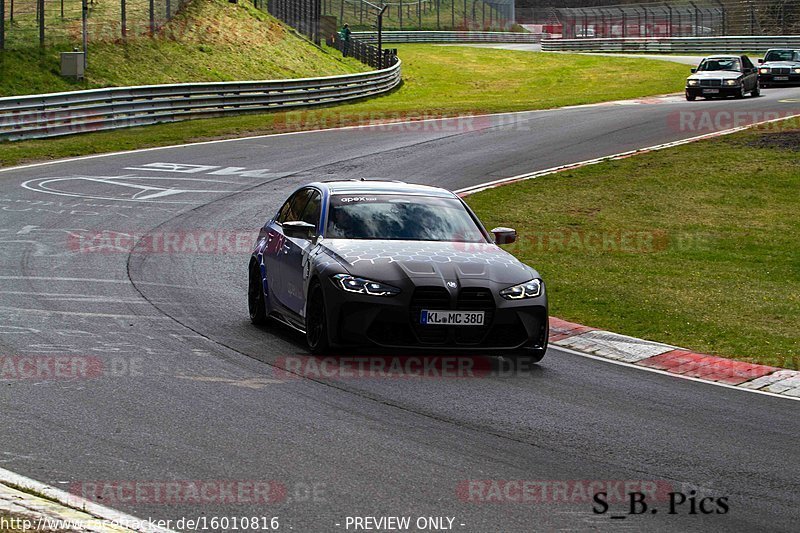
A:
317;239;538;285
761;61;800;68
688;71;743;80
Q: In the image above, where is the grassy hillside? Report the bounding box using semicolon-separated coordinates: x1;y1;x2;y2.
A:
0;0;367;97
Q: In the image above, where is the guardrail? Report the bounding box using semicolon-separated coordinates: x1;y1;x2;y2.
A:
541;36;800;53
353;31;547;44
0;60;401;142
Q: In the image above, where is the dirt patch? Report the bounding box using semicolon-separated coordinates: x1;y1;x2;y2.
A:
746;130;800;151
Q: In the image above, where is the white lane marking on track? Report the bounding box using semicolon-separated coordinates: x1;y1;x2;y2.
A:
20;175;241;203
0;466;177;533
0;276;194;289
551;345;800;402
0;306;174;319
0;291;171;304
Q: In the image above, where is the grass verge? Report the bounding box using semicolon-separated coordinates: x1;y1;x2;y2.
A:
0;45;688;167
466;121;800;368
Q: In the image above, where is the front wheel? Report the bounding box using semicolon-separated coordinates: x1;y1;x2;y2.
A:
752;83;761;97
248;261;268;325
306;281;330;354
685;92;696;101
734;86;745;99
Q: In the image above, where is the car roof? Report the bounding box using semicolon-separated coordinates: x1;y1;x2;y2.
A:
313;180;457;198
703;55;741;60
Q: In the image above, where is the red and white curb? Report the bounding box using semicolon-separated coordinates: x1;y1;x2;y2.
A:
549;318;800;399
0;467;175;533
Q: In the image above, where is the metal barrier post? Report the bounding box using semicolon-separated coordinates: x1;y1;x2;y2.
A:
121;0;126;39
82;0;88;69
38;0;44;46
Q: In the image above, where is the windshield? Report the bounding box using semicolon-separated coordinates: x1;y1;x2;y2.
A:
326;194;487;242
698;58;741;72
764;50;800;62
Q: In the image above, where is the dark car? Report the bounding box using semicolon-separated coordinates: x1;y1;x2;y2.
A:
248;180;548;361
685;55;760;100
758;49;800;87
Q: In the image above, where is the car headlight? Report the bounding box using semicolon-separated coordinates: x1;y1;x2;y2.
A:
793;68;800;74
687;79;698;86
500;279;543;300
760;68;769;74
725;79;738;86
331;274;400;296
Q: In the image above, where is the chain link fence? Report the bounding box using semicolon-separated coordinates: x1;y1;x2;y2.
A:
517;1;800;38
322;0;517;32
0;0;189;49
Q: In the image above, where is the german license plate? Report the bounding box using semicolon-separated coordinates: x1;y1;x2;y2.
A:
420;310;485;326
702;89;720;94
775;76;789;81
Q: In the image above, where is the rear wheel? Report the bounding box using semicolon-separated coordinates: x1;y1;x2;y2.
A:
248;261;268;325
306;281;330;354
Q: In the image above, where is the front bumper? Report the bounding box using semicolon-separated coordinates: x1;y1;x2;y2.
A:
685;85;743;98
324;283;548;354
759;73;800;85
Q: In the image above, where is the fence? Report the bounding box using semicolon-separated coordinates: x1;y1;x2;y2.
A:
353;29;545;42
518;0;800;38
322;0;518;32
268;0;321;44
541;35;800;53
0;0;190;49
0;59;401;141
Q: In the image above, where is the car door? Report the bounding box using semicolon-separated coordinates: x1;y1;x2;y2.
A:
263;188;313;312
275;189;322;319
741;55;757;90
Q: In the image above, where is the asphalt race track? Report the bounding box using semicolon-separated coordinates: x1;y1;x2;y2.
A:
1;88;799;532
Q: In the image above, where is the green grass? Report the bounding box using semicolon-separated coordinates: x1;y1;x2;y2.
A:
0;0;366;96
0;45;688;166
466;122;800;368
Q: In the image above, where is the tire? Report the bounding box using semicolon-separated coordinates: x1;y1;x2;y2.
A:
685;92;696;101
734;86;745;99
248;261;268;325
305;280;330;354
752;83;761;97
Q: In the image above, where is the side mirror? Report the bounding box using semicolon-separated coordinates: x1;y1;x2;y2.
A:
283;220;316;240
758;58;764;64
690;68;697;73
491;227;517;245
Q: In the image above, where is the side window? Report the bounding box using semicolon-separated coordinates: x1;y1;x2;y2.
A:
278;189;313;224
299;191;322;230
